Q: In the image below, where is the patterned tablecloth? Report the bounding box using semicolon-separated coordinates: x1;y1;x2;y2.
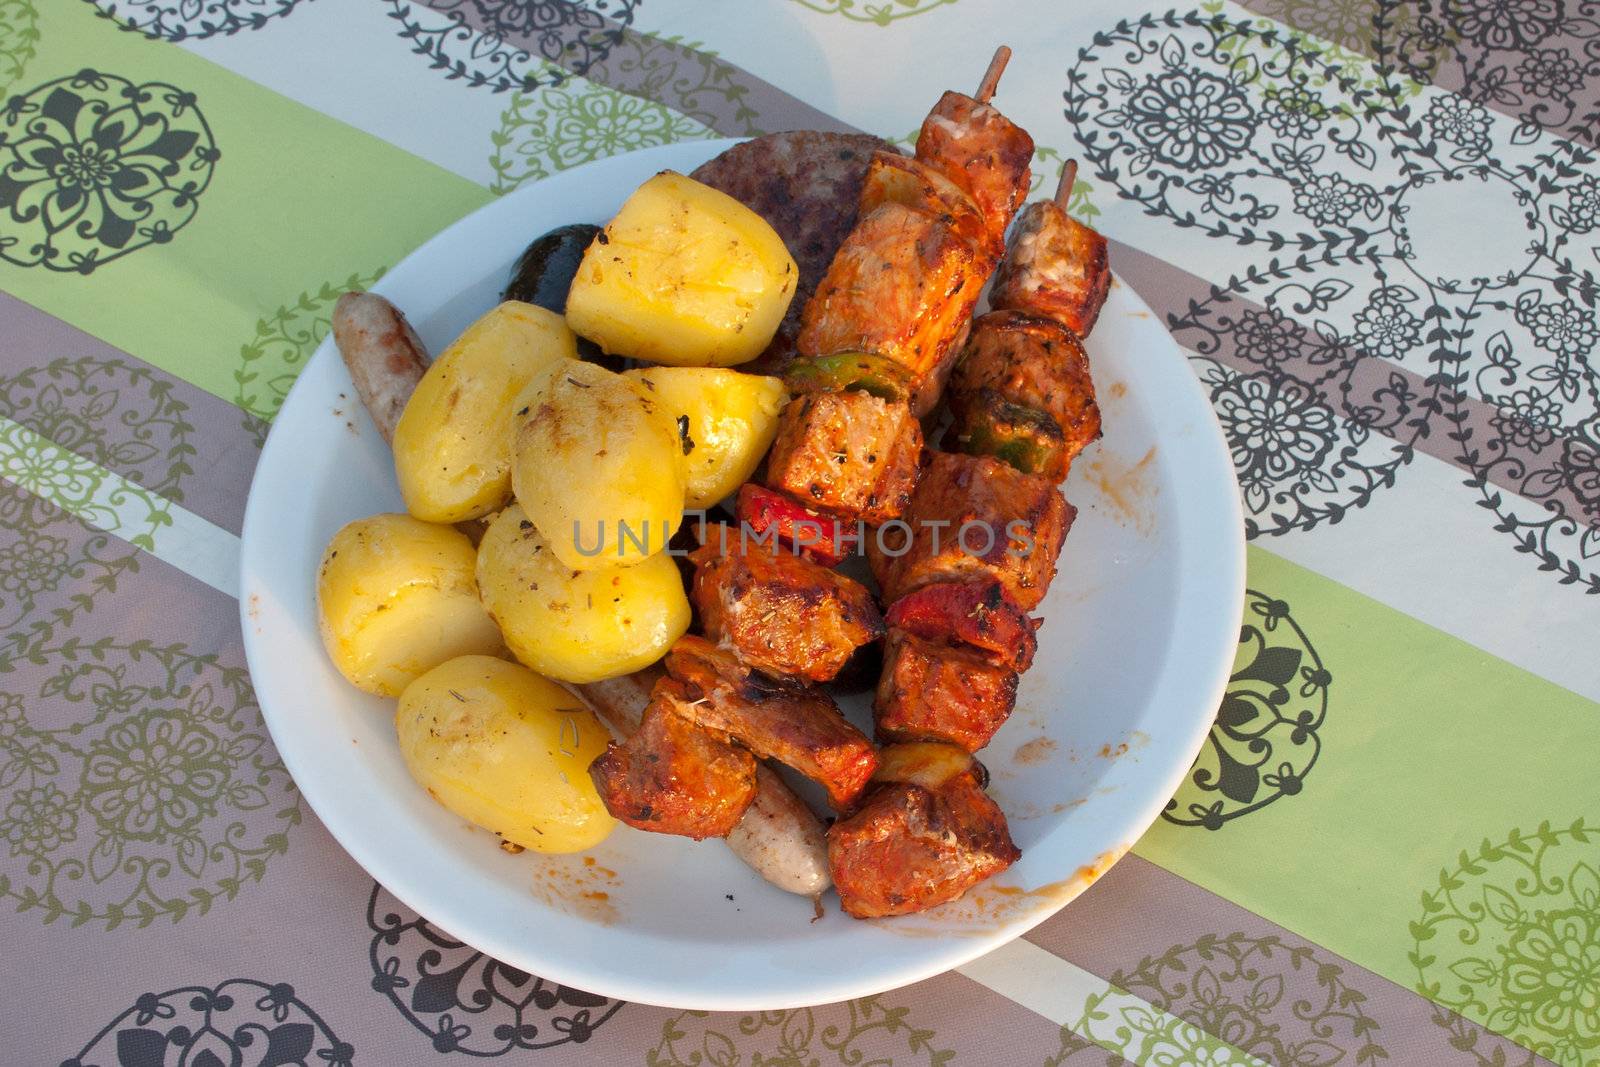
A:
3;0;1599;1063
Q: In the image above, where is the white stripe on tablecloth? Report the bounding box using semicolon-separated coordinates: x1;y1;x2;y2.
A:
0;416;241;599
958;937;1271;1065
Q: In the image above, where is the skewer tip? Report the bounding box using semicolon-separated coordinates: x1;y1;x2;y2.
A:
976;45;1012;104
1055;160;1078;207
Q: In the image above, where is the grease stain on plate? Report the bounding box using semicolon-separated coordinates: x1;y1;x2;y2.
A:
1012;737;1057;765
1083;446;1158;535
530;854;621;925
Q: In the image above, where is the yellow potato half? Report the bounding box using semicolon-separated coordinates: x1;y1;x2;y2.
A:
476;504;690;683
394;301;577;523
396;655;614;853
316;513;504;696
565;171;799;366
512;360;687;569
625;366;787;509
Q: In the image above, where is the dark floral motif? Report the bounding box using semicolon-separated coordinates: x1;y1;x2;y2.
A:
1050;933;1385;1065
1557;432;1600;520
0;640;299;929
1410;818;1600;1065
1164;589;1330;830
1124;67;1255;171
1072;9;1600;590
0;356;194;649
385;0;641;94
1451;0;1562;51
0;70;218;274
83;0;305;40
652;995;953;1067
366;882;623;1055
62;978;353;1066
1230;305;1307;367
1213;374;1335;513
1516;48;1586;101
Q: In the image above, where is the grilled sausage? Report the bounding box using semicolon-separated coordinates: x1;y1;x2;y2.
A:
331;291;430;442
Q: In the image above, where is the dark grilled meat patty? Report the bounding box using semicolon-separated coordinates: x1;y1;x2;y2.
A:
690;131;899;375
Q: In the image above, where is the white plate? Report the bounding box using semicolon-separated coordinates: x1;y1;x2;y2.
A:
239;140;1244;1011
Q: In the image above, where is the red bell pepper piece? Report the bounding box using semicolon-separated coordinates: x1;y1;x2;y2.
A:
885;580;1038;672
736;484;859;566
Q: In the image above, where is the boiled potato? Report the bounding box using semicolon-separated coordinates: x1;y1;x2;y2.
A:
317;514;504;696
396;655;614;853
476;505;690;683
394;301;577;523
565;171;798;367
512;360;688;569
624;367;787;509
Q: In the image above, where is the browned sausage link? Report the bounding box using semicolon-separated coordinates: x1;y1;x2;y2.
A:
567;674;833;896
331;291;430;443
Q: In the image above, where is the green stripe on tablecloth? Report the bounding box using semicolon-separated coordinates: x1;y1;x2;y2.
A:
0;0;488;407
1134;543;1600;1064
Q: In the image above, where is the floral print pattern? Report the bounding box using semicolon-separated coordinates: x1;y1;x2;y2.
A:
1122;67;1255;171
0;70;218;273
0;642;298;928
85;0;306;40
1412;819;1600;1065
0;0;37;95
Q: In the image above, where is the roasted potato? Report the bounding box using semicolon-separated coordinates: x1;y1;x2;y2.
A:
396;655;615;853
512;360;688;569
317;514;504;696
623;367;786;509
393;301;578;523
565;171;799;367
476;505;690;683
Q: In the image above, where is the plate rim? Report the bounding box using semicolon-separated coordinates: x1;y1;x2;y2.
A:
239;138;1246;1011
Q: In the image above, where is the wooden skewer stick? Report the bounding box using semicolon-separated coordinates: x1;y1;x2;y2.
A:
976;45;1011;103
1055;159;1078;207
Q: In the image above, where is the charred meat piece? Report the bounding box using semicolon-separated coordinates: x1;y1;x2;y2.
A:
948;310;1100;479
876;630;1018;752
588;680;758;839
666;636;878;809
915;91;1034;248
869;451;1073;611
990;199;1111;338
857;150;991;256
828;741;1020;918
691;524;885;683
797;201;986;386
691;131;899;376
765;390;923;525
736;484;858;567
883;581;1038;672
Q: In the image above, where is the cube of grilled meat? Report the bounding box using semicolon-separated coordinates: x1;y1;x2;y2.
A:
857;150;991;257
828;742;1020;918
666;635;878;809
797;201;986;386
869;451;1073;611
947;310;1101;479
765;390;923;525
883;580;1037;672
915;91;1034;249
588;679;757;839
690;131;899;376
876;630;1017;752
946;387;1070;481
691;524;885;682
990;199;1111;338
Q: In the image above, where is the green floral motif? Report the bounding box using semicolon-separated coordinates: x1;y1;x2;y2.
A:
233;269;384;445
649;995;954;1066
0;640;300;929
0;418;172;551
1052;933;1386;1065
0;0;38;97
489;81;714;196
788;0;958;26
1411;818;1600;1065
1198;0;1430;105
0;356;190;652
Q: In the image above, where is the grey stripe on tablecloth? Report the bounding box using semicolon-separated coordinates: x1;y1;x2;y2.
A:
0;291;265;535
